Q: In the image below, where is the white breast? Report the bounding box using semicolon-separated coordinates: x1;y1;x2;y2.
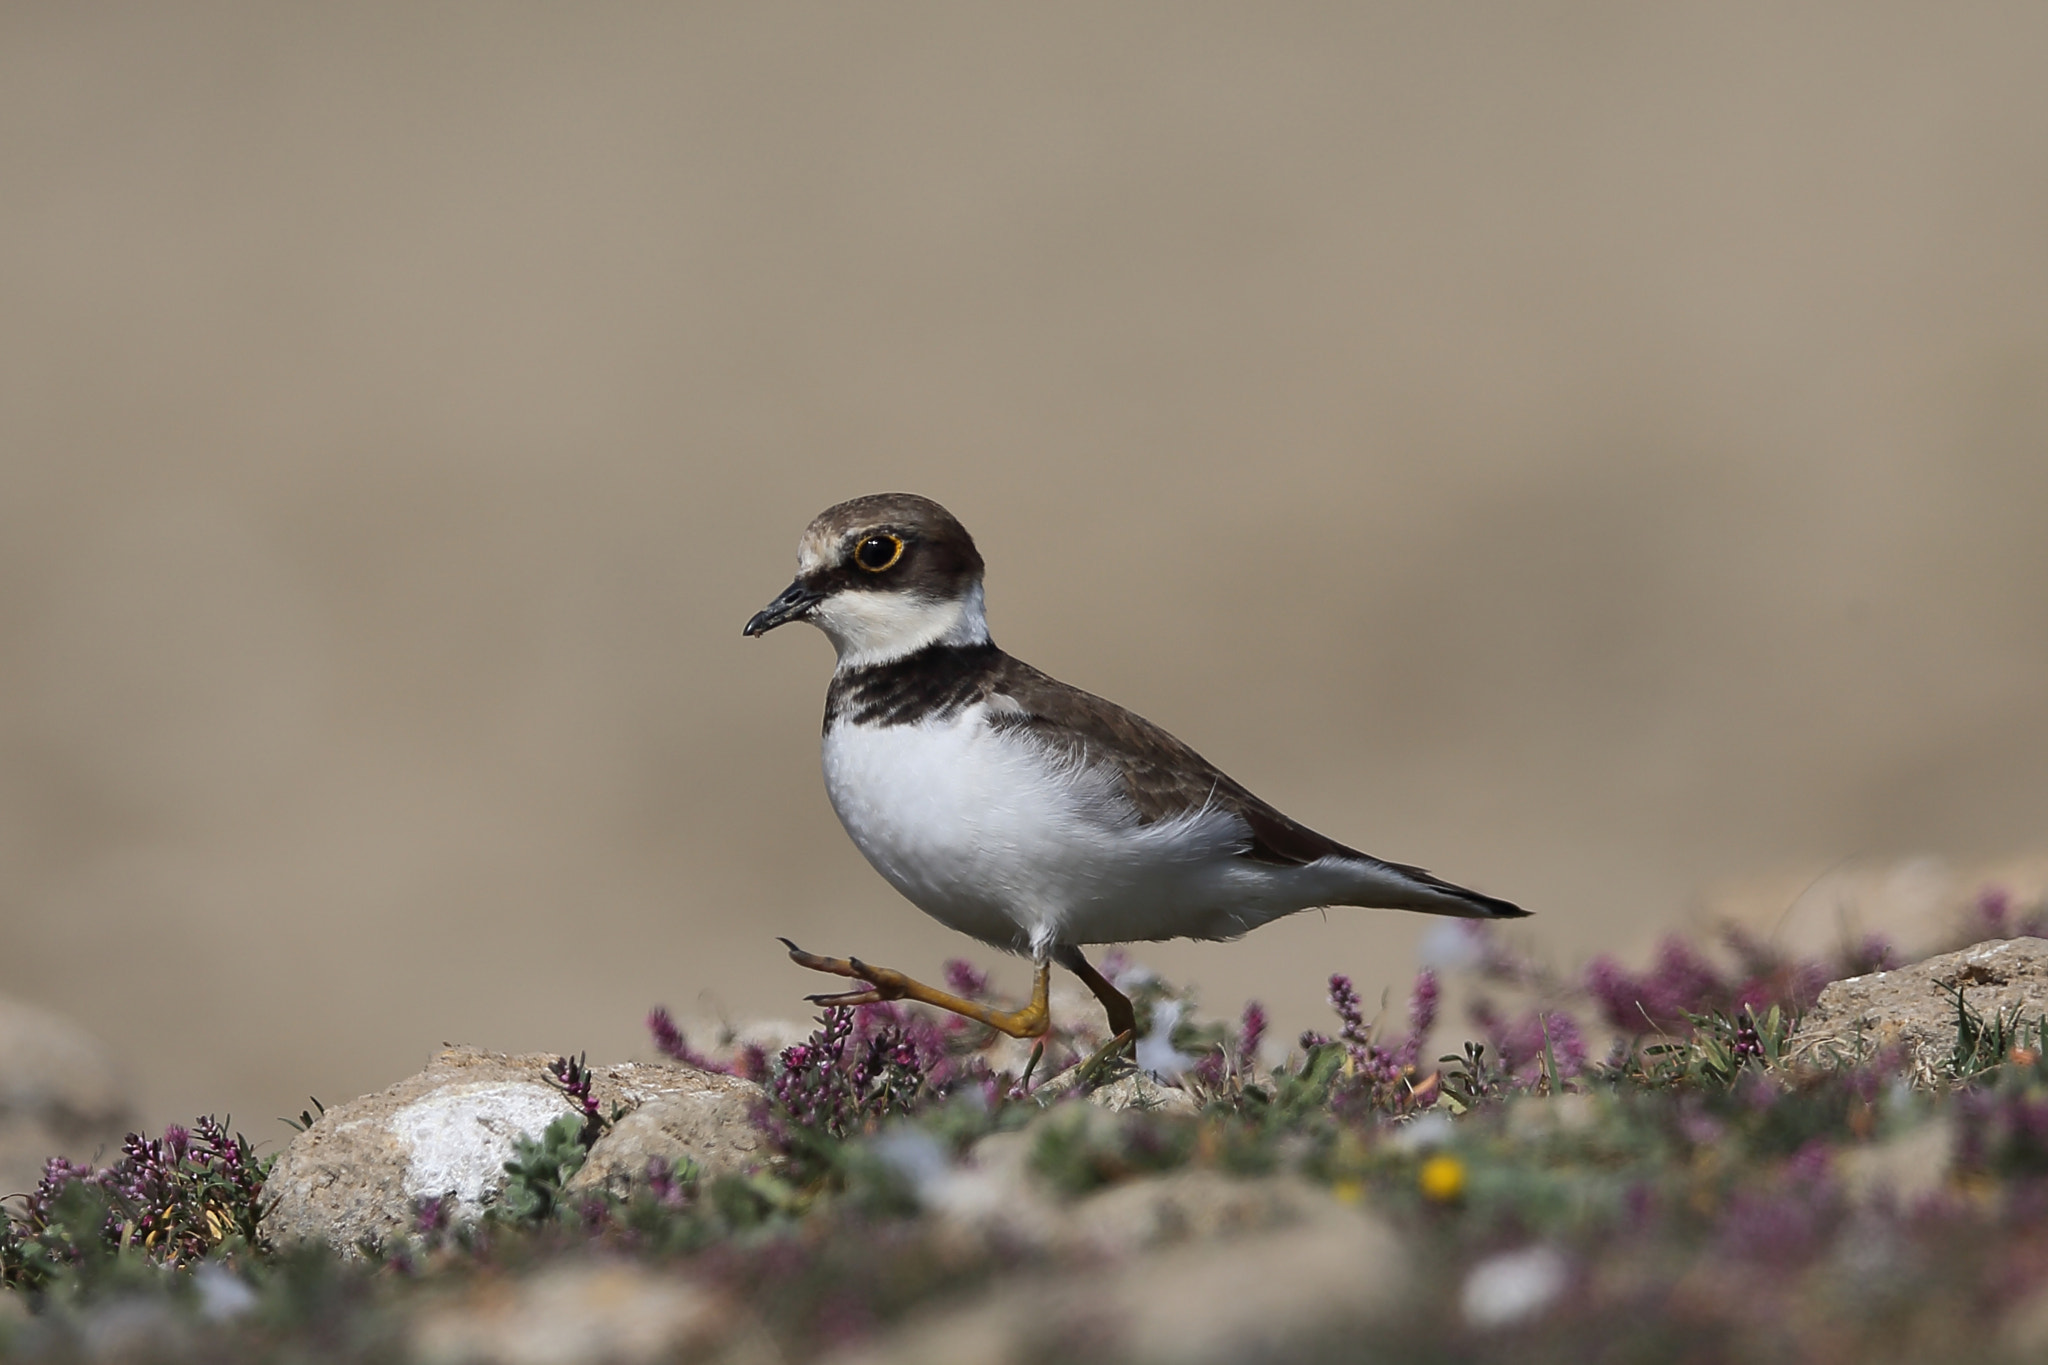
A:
821;703;1256;954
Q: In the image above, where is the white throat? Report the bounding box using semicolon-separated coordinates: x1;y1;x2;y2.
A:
812;583;989;671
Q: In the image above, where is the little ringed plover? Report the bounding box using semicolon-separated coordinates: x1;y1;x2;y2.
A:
744;493;1525;1046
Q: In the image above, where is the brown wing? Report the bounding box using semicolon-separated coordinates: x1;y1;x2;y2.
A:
982;653;1365;868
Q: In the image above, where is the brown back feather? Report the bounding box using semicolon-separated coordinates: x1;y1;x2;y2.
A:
977;653;1366;867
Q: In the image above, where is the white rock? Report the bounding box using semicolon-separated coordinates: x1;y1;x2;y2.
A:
263;1047;763;1253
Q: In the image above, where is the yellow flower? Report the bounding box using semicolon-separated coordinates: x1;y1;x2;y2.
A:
1419;1153;1466;1203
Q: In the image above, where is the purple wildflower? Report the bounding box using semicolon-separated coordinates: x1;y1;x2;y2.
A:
1978;886;2013;939
1329;972;1397;1083
1408;969;1440;1039
757;1006;931;1169
1732;1012;1765;1062
1238;1001;1267;1072
1328;974;1367;1050
1716;1139;1838;1267
414;1195;451;1237
13;1116;270;1269
1542;1010;1587;1077
1586;936;1731;1033
1322;969;1441;1109
647;1007;735;1075
944;958;990;997
1393;969;1441;1072
1471;1005;1586;1086
1957;1088;2048;1179
644;1156;691;1207
1650;936;1725;1015
1846;933;1898;975
545;1053;614;1148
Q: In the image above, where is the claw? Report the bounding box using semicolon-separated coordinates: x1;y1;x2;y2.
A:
806;989;883;1008
1019;1039;1046;1093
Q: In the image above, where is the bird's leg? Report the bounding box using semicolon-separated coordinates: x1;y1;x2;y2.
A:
778;938;1051;1038
1053;944;1137;1052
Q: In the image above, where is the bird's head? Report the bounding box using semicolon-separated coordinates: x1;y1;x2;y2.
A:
744;493;988;668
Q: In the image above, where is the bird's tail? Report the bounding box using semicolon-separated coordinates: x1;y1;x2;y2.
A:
1342;856;1528;920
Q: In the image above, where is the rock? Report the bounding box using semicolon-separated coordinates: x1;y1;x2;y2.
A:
822;1180;1406;1365
407;1260;730;1365
1836;1119;1955;1207
1696;854;2048;967
883;1107;1354;1271
0;994;132;1196
2003;1279;2048;1358
1029;1064;1201;1116
1504;1091;1602;1140
1060;1168;1352;1256
0;1287;29;1342
79;1296;189;1361
262;1047;763;1253
1083;1070;1202;1115
1786;938;2048;1082
564;1076;764;1201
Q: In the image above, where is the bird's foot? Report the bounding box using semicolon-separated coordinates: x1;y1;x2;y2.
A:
777;937;1052;1039
1073;1029;1138;1087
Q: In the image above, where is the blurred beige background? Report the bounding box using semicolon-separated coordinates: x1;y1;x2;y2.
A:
2;3;2045;1138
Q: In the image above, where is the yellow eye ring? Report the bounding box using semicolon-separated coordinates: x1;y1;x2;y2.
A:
853;534;905;573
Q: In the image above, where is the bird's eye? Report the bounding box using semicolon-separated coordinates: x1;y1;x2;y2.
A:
854;534;905;572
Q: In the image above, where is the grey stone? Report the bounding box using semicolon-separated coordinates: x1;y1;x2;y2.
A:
565;1076;764;1201
1836;1118;1955;1206
262;1047;763;1253
0;1287;29;1339
1030;1064;1201;1115
1061;1168;1355;1257
1786;938;2048;1083
824;1176;1406;1365
1084;1070;1202;1115
407;1259;730;1365
0;994;132;1197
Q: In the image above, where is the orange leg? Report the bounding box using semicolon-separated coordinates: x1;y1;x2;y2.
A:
780;938;1051;1039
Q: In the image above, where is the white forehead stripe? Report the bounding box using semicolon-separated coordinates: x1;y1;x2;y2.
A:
797;525;837;574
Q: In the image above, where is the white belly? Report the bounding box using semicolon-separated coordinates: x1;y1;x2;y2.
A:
821;705;1260;953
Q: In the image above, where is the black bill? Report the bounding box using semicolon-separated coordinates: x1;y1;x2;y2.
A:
744;580;823;637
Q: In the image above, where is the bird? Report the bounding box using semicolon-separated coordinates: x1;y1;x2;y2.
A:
743;492;1525;1050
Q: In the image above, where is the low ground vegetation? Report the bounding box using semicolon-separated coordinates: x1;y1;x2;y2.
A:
7;896;2048;1362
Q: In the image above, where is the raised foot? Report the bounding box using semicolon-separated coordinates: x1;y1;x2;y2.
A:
777;937;1053;1039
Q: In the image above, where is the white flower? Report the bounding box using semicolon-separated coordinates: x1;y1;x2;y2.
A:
1390;1111;1456;1152
1460;1245;1568;1329
1418;921;1484;973
194;1264;259;1322
1135;999;1197;1080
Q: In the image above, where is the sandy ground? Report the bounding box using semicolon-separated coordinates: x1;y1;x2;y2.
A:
1;3;2045;1137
